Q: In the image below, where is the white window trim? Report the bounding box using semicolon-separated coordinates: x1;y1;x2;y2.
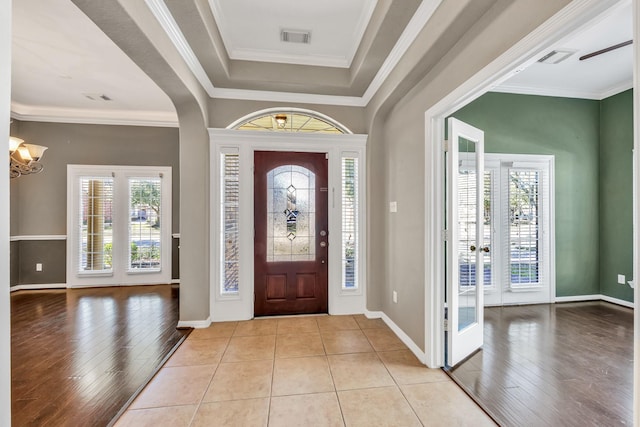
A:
67;165;172;288
209;129;367;321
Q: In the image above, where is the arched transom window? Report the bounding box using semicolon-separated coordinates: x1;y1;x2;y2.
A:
229;108;350;134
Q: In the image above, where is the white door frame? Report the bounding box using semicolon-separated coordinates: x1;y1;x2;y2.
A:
209;129;368;321
424;0;629;369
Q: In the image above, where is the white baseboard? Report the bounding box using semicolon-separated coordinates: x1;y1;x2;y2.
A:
554;294;601;303
555;294;633;308
10;283;67;292
177;317;212;329
600;295;634;308
365;309;427;365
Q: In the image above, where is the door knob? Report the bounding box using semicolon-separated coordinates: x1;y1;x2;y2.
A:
470;245;476;252
320;241;327;247
320;230;327;237
482;246;490;253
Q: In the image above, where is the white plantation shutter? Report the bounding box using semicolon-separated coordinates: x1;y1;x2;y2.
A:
221;150;240;294
503;165;549;290
342;156;359;290
78;176;114;274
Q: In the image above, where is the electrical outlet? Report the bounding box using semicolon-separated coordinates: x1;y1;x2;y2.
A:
392;291;398;303
618;274;626;285
389;201;397;213
36;263;43;272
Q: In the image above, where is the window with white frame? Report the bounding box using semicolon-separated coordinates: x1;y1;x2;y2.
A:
220;150;240;294
67;165;172;287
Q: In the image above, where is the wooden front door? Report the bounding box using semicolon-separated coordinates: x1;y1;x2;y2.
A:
254;151;328;316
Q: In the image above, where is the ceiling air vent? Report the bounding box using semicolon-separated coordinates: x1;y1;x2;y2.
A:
83;93;113;101
281;29;311;44
537;49;576;64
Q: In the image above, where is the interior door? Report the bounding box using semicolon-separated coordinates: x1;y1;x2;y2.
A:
254;151;328;316
446;118;485;366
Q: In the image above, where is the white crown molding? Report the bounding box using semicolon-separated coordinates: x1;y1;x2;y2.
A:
210;87;365;107
599;80;634;99
10;235;67;241
228;48;350;68
361;0;443;105
145;0;216;97
11;102;178;127
492;78;633;100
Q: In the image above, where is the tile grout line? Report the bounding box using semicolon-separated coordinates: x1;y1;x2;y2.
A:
186;323;237;427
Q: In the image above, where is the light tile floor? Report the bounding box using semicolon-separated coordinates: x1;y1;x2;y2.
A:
115;315;496;427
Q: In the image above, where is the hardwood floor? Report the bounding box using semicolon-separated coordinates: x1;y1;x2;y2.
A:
446;302;633;426
11;285;188;427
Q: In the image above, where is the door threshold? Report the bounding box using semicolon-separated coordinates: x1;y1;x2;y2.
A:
253;313;329;320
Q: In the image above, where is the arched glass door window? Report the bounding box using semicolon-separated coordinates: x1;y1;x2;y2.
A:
229;108;351;134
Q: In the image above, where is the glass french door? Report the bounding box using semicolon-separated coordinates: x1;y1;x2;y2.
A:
67;165;172;287
480;156;553;306
446;117;485;367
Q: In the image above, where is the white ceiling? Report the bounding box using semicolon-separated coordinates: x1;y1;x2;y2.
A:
494;1;633;99
9;0;635;127
208;0;378;68
11;0;176;125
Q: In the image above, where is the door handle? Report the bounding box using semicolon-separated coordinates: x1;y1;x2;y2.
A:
482;246;490;253
470;245;476;252
320;241;327;247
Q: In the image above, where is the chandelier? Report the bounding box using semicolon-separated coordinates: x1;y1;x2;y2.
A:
9;136;47;179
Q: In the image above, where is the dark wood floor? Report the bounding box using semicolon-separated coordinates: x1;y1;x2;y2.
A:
11;285;188;427
447;302;633;426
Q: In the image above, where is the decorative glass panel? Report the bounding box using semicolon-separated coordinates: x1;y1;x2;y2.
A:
509;169;540;286
236;112;345;134
129;178;162;271
79;177;114;272
267;165;316;262
221;153;240;294
342;157;358;289
457;138;478;331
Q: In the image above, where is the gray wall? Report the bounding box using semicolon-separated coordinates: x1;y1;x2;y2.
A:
368;0;571;349
208;98;367;133
453;92;601;298
9;120;180;286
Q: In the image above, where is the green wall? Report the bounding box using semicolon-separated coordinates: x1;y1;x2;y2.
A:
599;90;634;301
453;92;601;297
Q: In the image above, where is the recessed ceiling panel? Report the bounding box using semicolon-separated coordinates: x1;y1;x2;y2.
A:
208;0;378;68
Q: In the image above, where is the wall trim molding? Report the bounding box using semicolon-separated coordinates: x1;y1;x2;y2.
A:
491;79;633;101
10;235;67;241
11;102;178;128
555;294;634;308
365;310;427;364
10;283;67;292
177;317;212;329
